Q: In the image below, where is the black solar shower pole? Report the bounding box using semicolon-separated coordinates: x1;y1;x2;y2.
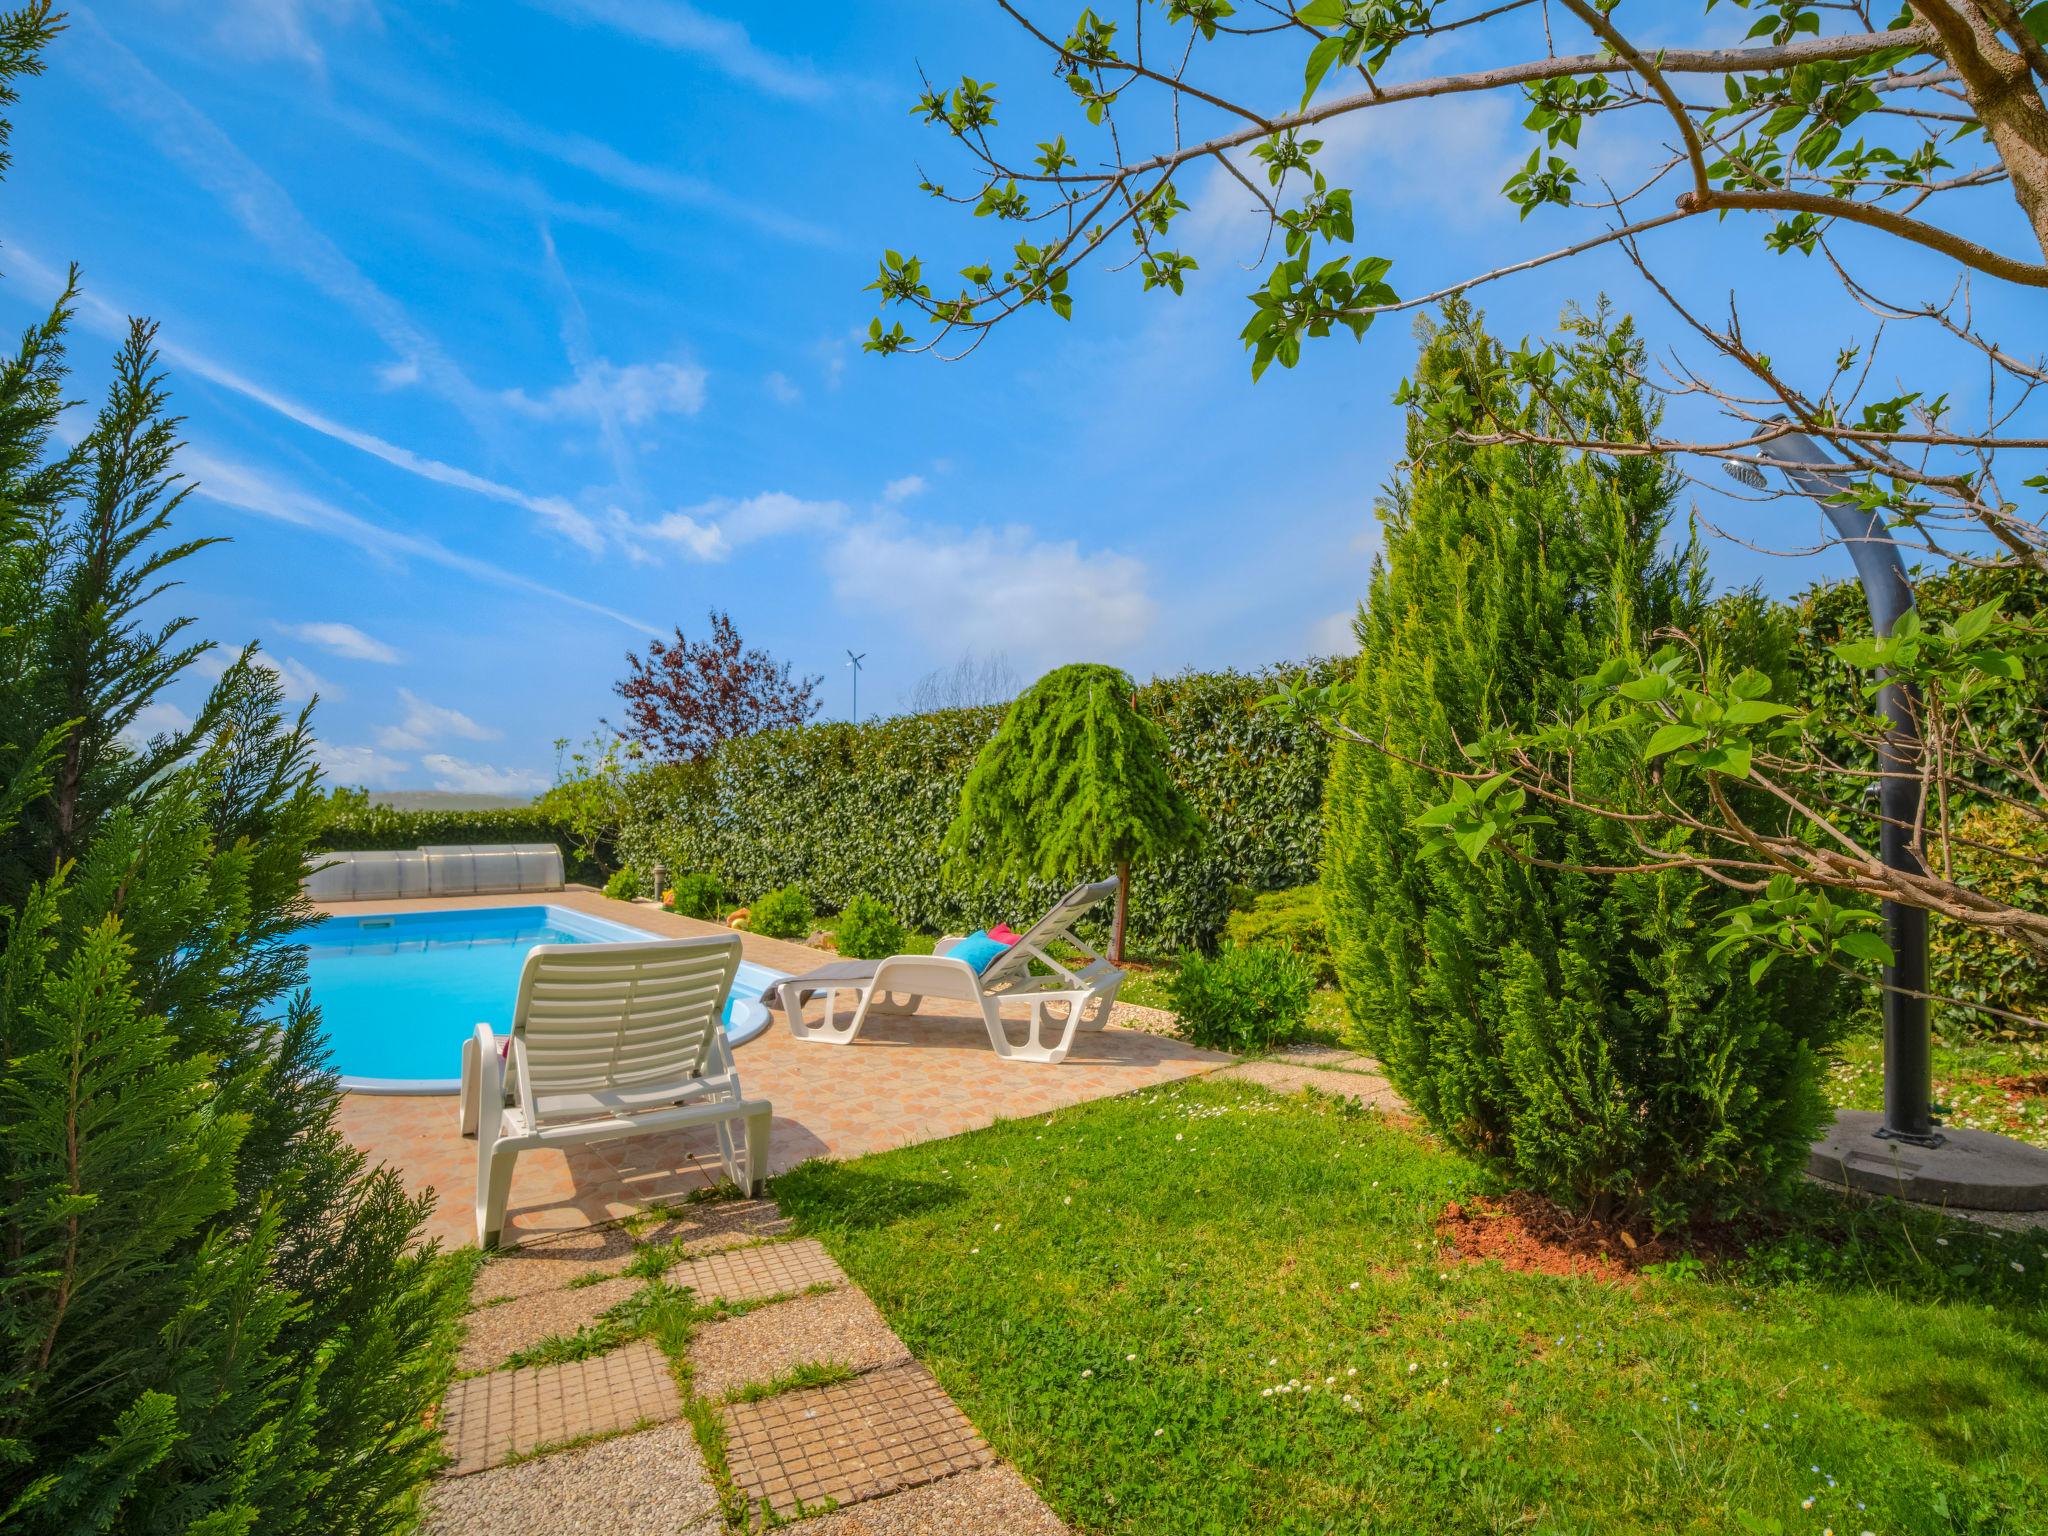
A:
1746;425;1938;1146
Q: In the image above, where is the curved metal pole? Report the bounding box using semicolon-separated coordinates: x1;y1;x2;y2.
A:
1757;427;1937;1146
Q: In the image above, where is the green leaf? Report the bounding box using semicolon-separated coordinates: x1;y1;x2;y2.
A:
1692;742;1753;778
1833;930;1896;966
1643;722;1707;759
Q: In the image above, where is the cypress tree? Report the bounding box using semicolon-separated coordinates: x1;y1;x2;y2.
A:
1322;303;1844;1224
945;662;1202;959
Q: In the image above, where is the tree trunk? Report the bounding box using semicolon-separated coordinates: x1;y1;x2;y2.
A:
1112;860;1130;963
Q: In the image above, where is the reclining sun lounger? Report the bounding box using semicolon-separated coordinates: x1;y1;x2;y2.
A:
767;878;1125;1065
460;934;771;1248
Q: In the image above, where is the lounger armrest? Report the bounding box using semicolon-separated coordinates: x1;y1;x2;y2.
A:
465;1022;504;1139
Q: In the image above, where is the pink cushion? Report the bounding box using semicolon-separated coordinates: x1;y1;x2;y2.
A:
988;923;1022;945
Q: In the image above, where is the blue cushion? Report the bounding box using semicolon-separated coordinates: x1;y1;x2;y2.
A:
949;929;1011;974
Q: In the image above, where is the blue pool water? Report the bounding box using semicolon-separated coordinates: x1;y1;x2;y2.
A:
304;905;780;1092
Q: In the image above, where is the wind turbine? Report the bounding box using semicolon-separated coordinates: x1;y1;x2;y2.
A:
845;649;866;724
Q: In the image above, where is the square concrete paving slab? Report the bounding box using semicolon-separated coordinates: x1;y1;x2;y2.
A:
636;1196;794;1254
672;1236;844;1307
458;1273;642;1375
689;1288;910;1401
440;1341;682;1476
423;1421;721;1535
782;1464;1069;1535
722;1361;993;1518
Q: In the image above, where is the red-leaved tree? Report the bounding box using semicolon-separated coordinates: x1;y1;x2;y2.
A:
613;611;820;762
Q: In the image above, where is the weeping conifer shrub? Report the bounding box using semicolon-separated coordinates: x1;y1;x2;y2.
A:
943;663;1202;961
0;22;463;1523
1322;302;1846;1227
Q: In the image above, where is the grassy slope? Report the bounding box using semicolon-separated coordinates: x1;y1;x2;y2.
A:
775;1080;2047;1536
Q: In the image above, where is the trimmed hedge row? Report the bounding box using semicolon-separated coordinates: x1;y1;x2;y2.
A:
613;660;1339;954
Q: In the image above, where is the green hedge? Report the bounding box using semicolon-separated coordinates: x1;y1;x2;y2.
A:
613;660;1340;954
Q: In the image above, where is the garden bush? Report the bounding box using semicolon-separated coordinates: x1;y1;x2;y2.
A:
835;893;907;959
1167;943;1315;1053
1222;885;1332;984
748;884;814;940
1929;804;2048;1034
612;660;1340;955
603;867;641;901
1322;305;1846;1227
667;870;725;920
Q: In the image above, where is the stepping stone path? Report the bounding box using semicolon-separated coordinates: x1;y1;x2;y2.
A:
424;1196;1069;1535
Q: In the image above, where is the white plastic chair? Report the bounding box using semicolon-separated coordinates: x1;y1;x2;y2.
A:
775;879;1125;1064
459;934;770;1249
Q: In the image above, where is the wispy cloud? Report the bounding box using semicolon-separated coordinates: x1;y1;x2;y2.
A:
377;688;498;750
182;447;660;634
612;490;846;563
422;753;547;796
278;620;402;663
2;240;605;554
203;0;378;72
882;474;926;505
316;740;410;787
66;7;494;421
764;371;801;405
531;0;834;102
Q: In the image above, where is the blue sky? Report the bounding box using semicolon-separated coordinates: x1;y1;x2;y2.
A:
7;3;2035;794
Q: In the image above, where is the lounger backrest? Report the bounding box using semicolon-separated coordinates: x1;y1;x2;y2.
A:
978;878;1120;985
511;935;741;1106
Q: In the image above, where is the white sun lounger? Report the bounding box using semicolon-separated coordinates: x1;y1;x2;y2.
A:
773;878;1125;1064
459;934;771;1249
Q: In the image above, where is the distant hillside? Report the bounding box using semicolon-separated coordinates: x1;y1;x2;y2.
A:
370;790;537;812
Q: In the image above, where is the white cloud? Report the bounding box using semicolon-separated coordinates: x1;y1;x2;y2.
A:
882;475;926;504
317;741;410;787
261;654;335;703
533;0;833;102
1310;608;1359;654
205;0;376;71
504;358;708;426
829;521;1156;666
422;754;548;796
124;698;194;747
376;689;498;751
277;620;402;663
614;491;846;563
764;371;801;405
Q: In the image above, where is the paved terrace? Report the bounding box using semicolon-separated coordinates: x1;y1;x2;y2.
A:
331;889;1232;1249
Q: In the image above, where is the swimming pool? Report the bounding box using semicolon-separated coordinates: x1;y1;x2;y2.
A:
304;905;781;1094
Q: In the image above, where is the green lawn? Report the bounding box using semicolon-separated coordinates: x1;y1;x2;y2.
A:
1825;1028;2048;1151
774;1080;2047;1536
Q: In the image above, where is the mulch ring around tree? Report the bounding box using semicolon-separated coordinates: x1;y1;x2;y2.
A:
1433;1193;1731;1281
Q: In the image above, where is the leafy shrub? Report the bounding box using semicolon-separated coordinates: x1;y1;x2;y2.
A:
603;867;642;901
1223;885;1332;983
1167;943;1315;1053
1930;803;2048;1034
835;894;907;959
668;870;725;920
1322;306;1845;1228
612;660;1341;956
748;884;813;940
